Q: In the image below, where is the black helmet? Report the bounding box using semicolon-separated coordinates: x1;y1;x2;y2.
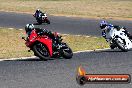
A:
25;24;34;33
100;21;108;29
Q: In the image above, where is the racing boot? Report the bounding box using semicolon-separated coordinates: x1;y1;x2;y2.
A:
110;42;116;49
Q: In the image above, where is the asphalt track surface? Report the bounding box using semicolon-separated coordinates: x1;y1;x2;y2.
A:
0;12;132;88
0;50;132;88
0;11;132;36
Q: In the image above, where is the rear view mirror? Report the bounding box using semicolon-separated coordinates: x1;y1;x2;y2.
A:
22;37;25;39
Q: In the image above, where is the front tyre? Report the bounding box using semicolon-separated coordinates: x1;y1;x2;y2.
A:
33;43;50;60
110;43;116;49
114;39;128;52
62;44;73;59
36;18;42;24
37;20;42;24
46;19;50;24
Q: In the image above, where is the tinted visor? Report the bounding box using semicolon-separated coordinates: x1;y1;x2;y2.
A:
100;25;107;29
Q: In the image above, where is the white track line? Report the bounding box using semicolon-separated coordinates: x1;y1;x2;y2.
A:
74;48;110;53
8;28;14;30
3;27;93;37
0;48;110;61
0;56;37;61
19;29;23;30
59;33;92;38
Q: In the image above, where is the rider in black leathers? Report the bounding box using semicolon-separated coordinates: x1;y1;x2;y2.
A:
34;9;43;20
25;24;57;39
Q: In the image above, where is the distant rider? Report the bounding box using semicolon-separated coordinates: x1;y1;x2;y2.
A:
34;9;43;20
100;21;132;41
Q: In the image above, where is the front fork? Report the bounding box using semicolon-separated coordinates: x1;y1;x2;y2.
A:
52;43;66;57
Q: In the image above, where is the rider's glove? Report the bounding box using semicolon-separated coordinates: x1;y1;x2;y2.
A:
102;31;106;38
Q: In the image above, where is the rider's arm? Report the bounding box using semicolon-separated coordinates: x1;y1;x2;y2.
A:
102;30;106;38
101;27;106;38
35;28;49;35
102;30;110;42
34;13;37;17
35;28;44;35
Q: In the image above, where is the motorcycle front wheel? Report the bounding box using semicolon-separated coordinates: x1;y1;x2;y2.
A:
33;42;50;60
62;44;73;59
45;19;50;24
37;20;42;24
114;39;128;52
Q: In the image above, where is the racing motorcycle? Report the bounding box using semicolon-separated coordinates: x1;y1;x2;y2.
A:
105;27;132;52
33;13;50;24
22;29;73;60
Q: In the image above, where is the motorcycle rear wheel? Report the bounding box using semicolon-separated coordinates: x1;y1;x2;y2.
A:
33;43;50;60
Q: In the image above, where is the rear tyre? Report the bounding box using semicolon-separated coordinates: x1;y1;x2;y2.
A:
33;43;50;60
114;39;128;52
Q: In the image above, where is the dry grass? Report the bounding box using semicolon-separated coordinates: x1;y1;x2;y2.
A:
0;0;131;19
0;28;33;59
0;28;108;59
62;35;109;52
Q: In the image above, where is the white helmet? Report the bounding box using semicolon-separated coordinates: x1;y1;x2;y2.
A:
25;24;34;33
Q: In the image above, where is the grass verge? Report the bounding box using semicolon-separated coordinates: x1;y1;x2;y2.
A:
0;28;109;59
0;0;132;19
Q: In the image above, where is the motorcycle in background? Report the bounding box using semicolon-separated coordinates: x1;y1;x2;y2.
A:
104;27;132;52
33;13;50;24
22;29;73;60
